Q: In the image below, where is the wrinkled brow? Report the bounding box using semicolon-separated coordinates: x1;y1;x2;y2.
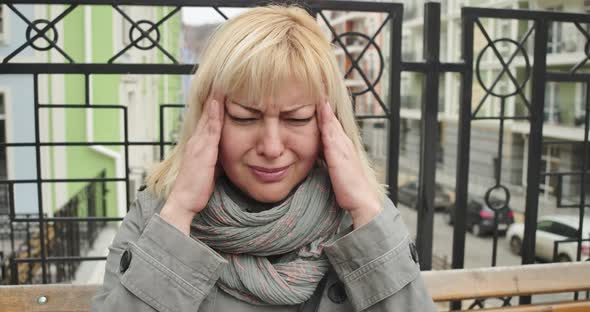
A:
229;100;313;114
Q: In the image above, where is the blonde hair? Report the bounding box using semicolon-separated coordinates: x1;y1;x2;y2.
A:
146;4;386;199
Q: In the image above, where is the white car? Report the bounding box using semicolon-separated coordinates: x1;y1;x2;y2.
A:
506;214;590;262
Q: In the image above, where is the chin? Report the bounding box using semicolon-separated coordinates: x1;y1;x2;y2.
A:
249;187;290;204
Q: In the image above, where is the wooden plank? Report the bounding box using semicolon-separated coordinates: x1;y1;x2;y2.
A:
423;262;590;301
460;300;590;312
0;284;98;312
0;263;589;311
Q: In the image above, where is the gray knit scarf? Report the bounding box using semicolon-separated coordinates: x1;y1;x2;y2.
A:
190;167;344;305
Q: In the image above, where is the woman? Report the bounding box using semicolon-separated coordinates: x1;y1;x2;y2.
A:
91;5;435;312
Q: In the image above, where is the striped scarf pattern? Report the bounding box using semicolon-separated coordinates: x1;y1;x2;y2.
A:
190;167;344;305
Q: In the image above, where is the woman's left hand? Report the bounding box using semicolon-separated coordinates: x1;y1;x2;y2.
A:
317;100;383;228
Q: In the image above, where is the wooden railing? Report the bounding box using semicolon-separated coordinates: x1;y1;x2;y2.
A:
0;262;589;312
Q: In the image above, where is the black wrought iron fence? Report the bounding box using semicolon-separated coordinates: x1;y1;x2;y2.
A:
0;185;9;215
0;1;588;310
452;6;590;309
0;170;107;284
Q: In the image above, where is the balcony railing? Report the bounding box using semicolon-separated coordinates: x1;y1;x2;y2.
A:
0;2;588;311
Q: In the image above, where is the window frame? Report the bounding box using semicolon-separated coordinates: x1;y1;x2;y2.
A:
0;5;6;42
537;220;554;232
546;5;563;54
0;92;7;215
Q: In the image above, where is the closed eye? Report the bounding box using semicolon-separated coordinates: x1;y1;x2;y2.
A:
286;117;314;124
228;115;258;124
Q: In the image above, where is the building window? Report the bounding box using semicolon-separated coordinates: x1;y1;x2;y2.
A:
402;34;416;61
372;122;386;160
0;93;6;179
544;82;560;123
367;52;375;84
0;93;7;215
500;21;511;50
540;145;560;197
547;6;563;53
497;19;511;42
405;0;418;20
400;120;408;153
121;6;132;46
576;84;589;127
0;5;5;38
355;94;363;114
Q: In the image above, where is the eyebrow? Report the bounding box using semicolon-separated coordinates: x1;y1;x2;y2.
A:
229;100;313;114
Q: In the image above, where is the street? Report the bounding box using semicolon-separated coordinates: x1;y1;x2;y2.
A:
396;203;588;307
396;202;521;269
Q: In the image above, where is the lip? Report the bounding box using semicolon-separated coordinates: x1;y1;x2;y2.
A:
249;165;290;182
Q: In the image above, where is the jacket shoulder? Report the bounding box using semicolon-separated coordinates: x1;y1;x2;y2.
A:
134;185;166;227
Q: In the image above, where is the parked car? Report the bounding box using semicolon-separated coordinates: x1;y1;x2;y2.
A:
506;215;590;262
397;180;454;211
446;197;515;237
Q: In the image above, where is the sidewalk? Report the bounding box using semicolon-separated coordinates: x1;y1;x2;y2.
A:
72;224;117;285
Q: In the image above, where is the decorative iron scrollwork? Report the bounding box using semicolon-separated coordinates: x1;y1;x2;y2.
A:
318;11;392;116
331;32;385;97
110;5;181;64
3;4;76;63
570;22;590;73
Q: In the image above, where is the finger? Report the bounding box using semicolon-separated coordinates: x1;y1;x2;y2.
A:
210;88;225;105
217;96;225;131
316;96;326;128
194;100;212;136
207;99;223;138
320;101;344;140
317;100;329;130
320;102;355;161
196;93;225;138
206;90;225;128
208;99;219;122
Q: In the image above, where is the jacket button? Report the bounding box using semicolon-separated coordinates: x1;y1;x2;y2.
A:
328;282;347;304
120;249;132;273
410;242;419;263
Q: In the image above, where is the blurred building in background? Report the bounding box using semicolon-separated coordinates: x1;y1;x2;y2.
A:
0;4;183;219
0;4;184;284
2;0;590;285
341;0;590;207
320;8;391;184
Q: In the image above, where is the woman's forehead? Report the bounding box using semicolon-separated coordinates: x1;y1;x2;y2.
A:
229;83;319;110
227;98;316;114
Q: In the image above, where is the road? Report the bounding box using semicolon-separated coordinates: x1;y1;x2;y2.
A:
395;203;590;307
396;202;521;269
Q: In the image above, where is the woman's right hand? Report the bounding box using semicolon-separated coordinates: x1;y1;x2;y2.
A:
160;92;225;235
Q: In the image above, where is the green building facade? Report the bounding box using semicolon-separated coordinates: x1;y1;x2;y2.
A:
41;5;184;218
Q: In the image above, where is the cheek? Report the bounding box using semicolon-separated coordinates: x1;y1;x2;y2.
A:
219;124;251;163
287;125;320;159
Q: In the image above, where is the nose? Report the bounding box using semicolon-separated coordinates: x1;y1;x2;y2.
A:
256;120;285;159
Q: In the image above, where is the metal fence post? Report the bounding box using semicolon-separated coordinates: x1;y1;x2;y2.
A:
520;16;548;306
450;8;475;311
387;3;403;204
416;2;441;271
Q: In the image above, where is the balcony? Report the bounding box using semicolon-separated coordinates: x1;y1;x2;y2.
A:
0;0;587;312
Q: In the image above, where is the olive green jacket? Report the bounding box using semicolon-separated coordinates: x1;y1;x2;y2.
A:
90;188;436;312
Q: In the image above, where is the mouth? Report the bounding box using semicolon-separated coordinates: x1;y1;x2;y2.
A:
249;165;290;182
